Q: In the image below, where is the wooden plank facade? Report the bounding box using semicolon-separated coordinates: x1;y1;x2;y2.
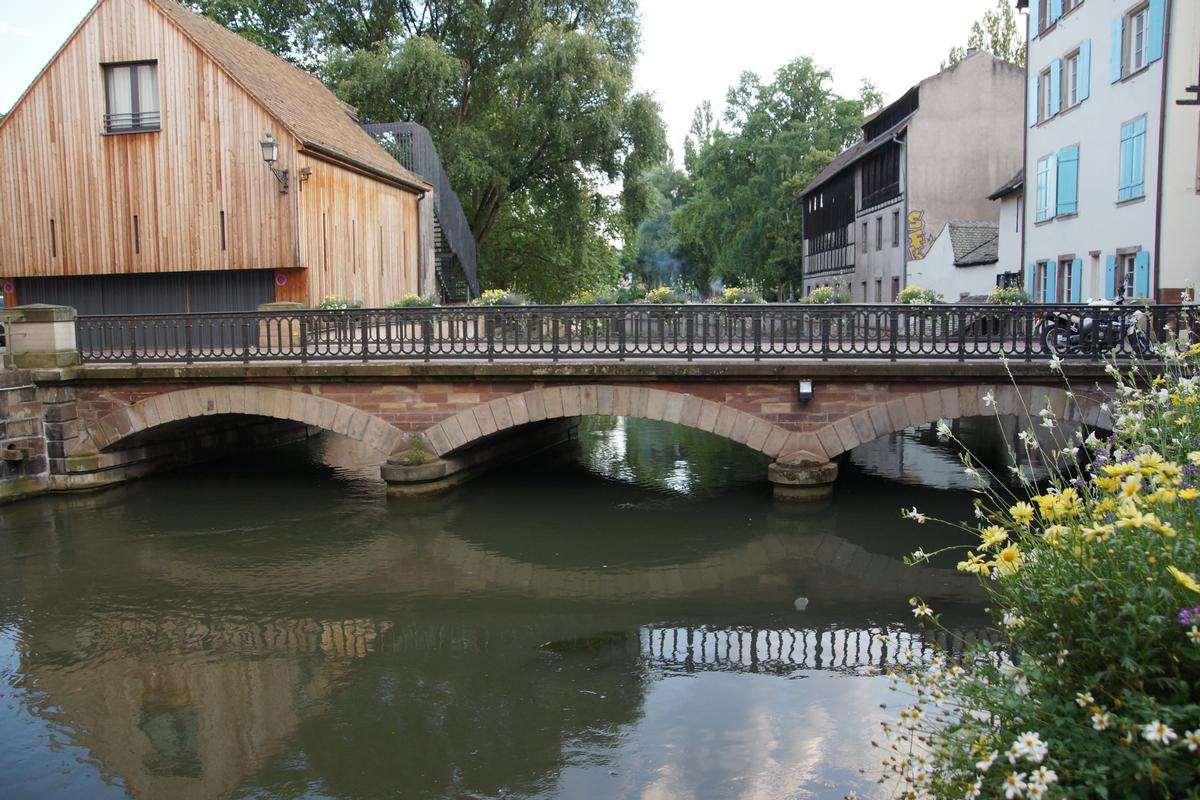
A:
0;0;426;311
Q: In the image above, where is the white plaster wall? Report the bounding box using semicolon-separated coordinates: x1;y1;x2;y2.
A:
997;193;1023;275
1023;0;1165;300
1158;0;1200;299
906;227;1003;301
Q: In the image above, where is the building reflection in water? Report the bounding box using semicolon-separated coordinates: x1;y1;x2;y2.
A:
0;418;993;800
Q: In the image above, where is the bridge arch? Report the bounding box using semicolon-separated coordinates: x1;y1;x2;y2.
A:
80;386;405;456
419;383;1113;465
805;383;1112;463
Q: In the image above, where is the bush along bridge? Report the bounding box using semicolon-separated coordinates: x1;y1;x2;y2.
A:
2;302;1192;504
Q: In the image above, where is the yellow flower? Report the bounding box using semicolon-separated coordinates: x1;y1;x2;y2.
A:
1116;502;1152;528
1121;475;1143;498
1150;518;1177;537
1149;487;1177;505
1081;524;1114;542
957;552;991;576
1168;566;1200;594
980;525;1009;550
1010;502;1035;526
1189;452;1200;467
1093;476;1121;492
1042;524;1071;545
992;544;1023;576
1093;497;1118;515
1103;461;1139;477
1057;488;1084;517
1180;488;1200;501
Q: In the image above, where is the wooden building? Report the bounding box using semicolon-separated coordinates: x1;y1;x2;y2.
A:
0;0;432;314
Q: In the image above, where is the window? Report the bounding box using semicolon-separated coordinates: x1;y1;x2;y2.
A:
1120;254;1137;296
1035;261;1050;301
1064;0;1083;12
1040;69;1053;122
1038;0;1051;34
861;222;868;253
1059;257;1074;302
861;281;868;301
1119;116;1146;202
875;217;882;251
875;278;882;302
1065;51;1080;107
103;61;160;133
890;277;900;302
859;143;901;208
1036;155;1054;221
1130;5;1149;73
892;211;900;247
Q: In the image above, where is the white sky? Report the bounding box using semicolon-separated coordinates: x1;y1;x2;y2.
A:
2;0;1012;161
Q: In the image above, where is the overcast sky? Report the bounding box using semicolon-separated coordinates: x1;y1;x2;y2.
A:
2;0;1012;160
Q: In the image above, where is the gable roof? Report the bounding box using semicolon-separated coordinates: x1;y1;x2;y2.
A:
148;0;429;192
799;113;913;198
988;169;1024;201
948;222;999;267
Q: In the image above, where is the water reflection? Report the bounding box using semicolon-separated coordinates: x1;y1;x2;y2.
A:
0;418;989;800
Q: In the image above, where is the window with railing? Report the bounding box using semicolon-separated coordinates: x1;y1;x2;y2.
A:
103;61;160;133
859;143;900;209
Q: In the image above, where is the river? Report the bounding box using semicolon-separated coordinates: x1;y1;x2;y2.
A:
0;416;992;800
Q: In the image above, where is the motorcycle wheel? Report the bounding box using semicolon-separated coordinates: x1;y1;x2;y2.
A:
1041;321;1072;355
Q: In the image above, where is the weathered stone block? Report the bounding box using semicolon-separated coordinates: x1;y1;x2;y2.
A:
560;386;582;417
832;416;860;452
542;387;565;419
663;392;685;424
745;418;772;451
730;412;755;444
697;400;721;432
506;393;531;426
644;389;667;421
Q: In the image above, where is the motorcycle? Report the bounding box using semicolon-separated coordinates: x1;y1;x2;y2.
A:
1038;295;1152;356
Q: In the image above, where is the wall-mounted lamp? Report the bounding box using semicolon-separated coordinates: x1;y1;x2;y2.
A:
797;379;814;402
259;133;289;193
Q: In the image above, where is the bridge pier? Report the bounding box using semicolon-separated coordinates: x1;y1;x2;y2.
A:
768;451;839;503
382;418;578;498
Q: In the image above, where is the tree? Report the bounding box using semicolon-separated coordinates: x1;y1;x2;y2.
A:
666;59;878;296
943;0;1026;68
188;0;667;299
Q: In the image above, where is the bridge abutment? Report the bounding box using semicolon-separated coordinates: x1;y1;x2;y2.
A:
768;451;839;503
382;418;579;497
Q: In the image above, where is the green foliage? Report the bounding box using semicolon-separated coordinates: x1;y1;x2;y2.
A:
897;285;943;304
315;294;362;309
387;293;436;308
190;0;667;299
884;341;1200;797
667;59;879;296
471;289;526;306
616;285;648;304
989;285;1031;305
638;287;688;305
716;286;765;305
943;0;1026;68
568;289;618;305
797;286;852;304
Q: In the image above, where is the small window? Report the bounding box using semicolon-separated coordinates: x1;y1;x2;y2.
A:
891;211;900;247
890;277;900;302
1129;5;1149;73
1035;261;1050;301
875;217;882;251
103;61;160;133
1036;155;1053;221
1040;69;1053;122
1059;257;1074;302
1065;51;1080;107
875;278;882;302
1038;0;1051;33
861;222;868;253
1121;254;1137;297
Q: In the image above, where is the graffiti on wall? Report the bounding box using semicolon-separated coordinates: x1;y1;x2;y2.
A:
906;210;926;260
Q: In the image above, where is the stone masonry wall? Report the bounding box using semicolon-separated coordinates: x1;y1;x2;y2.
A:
0;370;50;501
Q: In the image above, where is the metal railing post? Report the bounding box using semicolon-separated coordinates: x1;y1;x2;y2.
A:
486;314;495;362
422;318;432;362
299;318;309;363
820;315;830;362
956;309;967;362
130;323;139;365
686;312;695;361
361;315;370;362
618;313;626;361
888;307;898;361
753;312;762;362
184;321;193;364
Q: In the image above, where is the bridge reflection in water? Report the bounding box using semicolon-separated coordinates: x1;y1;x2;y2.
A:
0;418;996;800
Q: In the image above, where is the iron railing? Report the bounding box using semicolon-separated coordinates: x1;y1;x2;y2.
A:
74;303;1196;365
103;111;161;133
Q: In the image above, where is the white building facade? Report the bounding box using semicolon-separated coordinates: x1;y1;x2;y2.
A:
1021;0;1199;303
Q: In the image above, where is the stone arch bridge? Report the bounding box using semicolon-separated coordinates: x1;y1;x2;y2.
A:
23;359;1113;500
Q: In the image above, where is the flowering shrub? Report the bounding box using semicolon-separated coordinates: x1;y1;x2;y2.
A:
798;286;853;304
388;293;437;308
568;289;618;305
315;295;362;309
897;285;944;304
472;288;527;306
877;342;1200;797
989;286;1031;305
717;286;766;304
639;287;688;304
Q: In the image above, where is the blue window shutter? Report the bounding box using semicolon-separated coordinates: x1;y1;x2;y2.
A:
1148;0;1165;63
1050;59;1062;115
1056;145;1079;215
1026;262;1037;296
1119;122;1136;201
1031;0;1042;39
1078;40;1091;101
1134;251;1151;298
1105;256;1118;298
1110;16;1124;83
1049;0;1063;23
1046;153;1057;218
1028;74;1039;127
1132;118;1146;197
1070;258;1083;302
1045;261;1058;303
